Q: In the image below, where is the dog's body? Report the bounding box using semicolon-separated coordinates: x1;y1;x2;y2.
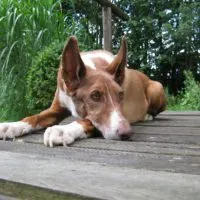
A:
0;37;166;146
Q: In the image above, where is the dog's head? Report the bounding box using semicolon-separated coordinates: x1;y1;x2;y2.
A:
61;36;133;140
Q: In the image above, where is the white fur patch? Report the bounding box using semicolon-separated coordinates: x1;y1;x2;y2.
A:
144;114;153;121
58;89;80;118
81;51;114;67
105;110;124;140
81;56;96;69
0;121;36;139
92;110;124;140
90;52;114;64
101;53;114;63
110;111;122;132
43;121;86;147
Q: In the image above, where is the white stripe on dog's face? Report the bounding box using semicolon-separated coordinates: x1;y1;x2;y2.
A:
101;84;125;139
104;110;124;139
110;110;122;132
91;109;131;140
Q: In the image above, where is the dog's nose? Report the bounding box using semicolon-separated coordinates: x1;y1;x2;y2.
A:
119;133;131;140
116;124;133;140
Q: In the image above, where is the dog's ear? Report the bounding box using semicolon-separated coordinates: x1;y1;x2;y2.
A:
107;36;127;85
61;36;86;92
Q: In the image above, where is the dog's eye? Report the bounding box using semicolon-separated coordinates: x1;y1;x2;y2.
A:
119;91;124;101
91;90;102;101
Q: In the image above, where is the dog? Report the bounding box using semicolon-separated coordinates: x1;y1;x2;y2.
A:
0;36;166;147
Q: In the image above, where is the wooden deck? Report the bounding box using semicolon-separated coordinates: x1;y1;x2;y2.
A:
0;111;200;200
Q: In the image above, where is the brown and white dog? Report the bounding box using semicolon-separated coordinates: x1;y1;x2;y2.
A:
0;36;166;147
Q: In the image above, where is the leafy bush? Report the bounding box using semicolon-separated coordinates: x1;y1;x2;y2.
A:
26;41;64;114
25;35;97;114
0;0;68;121
0;0;97;121
167;71;200;110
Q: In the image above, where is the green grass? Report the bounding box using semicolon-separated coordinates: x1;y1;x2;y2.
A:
167;71;200;111
0;179;97;200
0;0;67;121
0;0;99;122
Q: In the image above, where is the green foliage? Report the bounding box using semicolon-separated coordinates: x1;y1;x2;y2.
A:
0;0;97;121
167;71;200;111
26;42;64;114
0;0;68;121
25;37;96;114
1;0;200;121
113;0;200;95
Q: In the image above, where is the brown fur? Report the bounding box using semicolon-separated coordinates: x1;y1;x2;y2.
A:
20;36;166;139
22;90;69;128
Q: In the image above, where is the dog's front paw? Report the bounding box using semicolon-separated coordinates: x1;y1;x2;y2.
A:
43;122;86;147
144;114;154;121
0;122;33;140
43;126;75;147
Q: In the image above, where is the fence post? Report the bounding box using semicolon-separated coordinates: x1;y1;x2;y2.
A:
102;5;112;52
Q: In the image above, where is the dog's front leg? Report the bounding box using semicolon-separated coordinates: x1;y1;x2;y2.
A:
0;95;69;140
43;119;94;147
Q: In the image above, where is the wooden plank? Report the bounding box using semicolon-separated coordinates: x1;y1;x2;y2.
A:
1;111;200;199
0;151;200;200
134;126;200;136
72;140;200;156
161;111;200;116
155;115;200;120
136;119;200;127
16;128;200;145
133;133;200;145
14;134;200;156
102;5;112;51
95;0;129;21
1;141;200;175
